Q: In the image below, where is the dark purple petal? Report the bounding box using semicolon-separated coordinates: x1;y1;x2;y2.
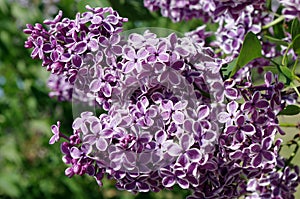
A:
265;71;273;85
262;137;272;150
242;124;255;135
162;176;176;188
186;148;202;162
74;41;87;54
125;181;136;190
250;144;261;153
225;88;238;99
225;126;238;134
103;21;114;32
171;60;184;70
252;154;262;167
235;131;244;142
177;178;189;189
203;131;216;140
102;82;112;97
236;115;245;126
262;151;275;162
256;100;269;108
230;150;243;159
72;54;82;67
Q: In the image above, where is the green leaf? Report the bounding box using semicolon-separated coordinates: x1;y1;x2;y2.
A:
291;18;300;40
221;58;237;78
278;105;300;115
230;32;262;77
292;34;300;55
263;35;289;46
280;65;294;80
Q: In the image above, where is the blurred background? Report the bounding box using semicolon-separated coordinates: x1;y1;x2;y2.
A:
0;0;299;198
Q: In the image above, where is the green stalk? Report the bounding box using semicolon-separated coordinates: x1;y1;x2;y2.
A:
280;123;298;128
262;15;285;30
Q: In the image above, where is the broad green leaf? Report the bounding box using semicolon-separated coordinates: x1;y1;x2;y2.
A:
292;34;300;55
291;18;300;40
230;32;262;77
278;105;300;115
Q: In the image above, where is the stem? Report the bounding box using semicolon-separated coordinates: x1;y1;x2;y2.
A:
262;15;285;30
279;123;298;128
291;59;300;82
281;43;293;66
59;133;70;141
292;83;300;97
292;59;298;74
281;85;300;96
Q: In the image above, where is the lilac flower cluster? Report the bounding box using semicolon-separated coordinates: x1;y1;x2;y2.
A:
187;71;300;198
213;5;272;57
246;157;300;199
147;0;300;72
280;0;300;20
48;26;226;193
25;6;300;199
145;0;300;65
24;5;128;101
47;73;72;101
143;0;265;23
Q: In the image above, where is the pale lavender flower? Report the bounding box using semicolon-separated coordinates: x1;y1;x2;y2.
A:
49;121;61;144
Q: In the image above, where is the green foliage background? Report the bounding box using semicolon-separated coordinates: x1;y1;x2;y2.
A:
0;0;299;198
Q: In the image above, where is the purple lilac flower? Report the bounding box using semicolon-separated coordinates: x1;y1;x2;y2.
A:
149;1;282;73
213;5;271;57
246;158;300;199
184;25;212;47
24;6;300;199
30;21;225;195
49;121;61;144
143;0;266;23
47;73;73;101
280;0;300;20
24;5;128;102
